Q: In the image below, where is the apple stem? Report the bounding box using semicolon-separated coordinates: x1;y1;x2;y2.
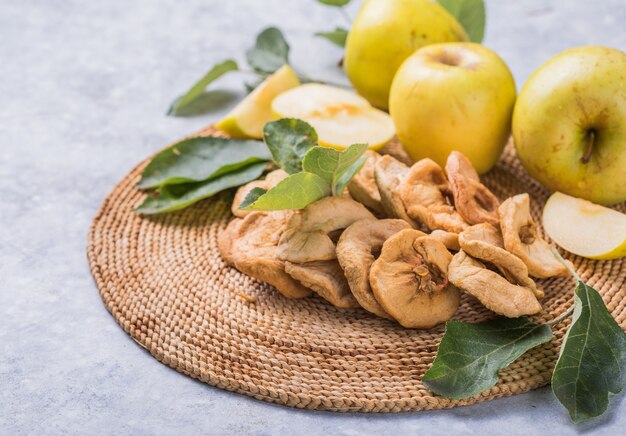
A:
580;130;595;164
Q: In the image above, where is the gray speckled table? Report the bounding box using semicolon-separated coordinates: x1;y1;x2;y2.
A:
1;0;625;434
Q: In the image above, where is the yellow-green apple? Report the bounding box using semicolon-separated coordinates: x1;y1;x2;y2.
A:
389;42;516;174
344;0;468;110
513;46;626;205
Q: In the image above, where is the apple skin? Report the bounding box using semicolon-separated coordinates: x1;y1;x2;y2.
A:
344;0;467;110
389;42;516;174
513;46;626;205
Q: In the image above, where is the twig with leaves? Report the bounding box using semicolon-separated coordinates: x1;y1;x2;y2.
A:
423;250;626;423
167;0;487;116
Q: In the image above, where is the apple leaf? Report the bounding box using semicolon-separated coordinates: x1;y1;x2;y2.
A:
246;27;290;74
135;162;266;214
240;172;331;211
315;27;349;47
317;0;351;6
238;187;267;210
423;317;553;399
167;59;239;116
437;0;486;43
552;281;626;423
137;136;271;189
263;119;318;174
302;143;368;196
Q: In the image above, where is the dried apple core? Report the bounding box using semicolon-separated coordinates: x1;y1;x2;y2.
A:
412;259;447;295
519;224;536;244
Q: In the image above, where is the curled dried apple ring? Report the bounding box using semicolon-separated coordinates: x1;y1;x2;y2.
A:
459;223;543;299
370;230;460;329
374;155;419;227
448;250;542;318
446;151;499;226
348;150;385;215
285;260;358;308
499;193;569;278
277;197;375;264
219;211;312;299
430;229;460;252
400;158;468;233
336;218;412;317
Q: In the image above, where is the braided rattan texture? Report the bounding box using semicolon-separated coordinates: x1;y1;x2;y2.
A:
88;126;626;412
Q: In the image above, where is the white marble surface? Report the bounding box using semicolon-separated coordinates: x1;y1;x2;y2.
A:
1;0;625;434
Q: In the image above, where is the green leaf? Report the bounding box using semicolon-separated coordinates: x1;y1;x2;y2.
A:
168;59;239;115
246;27;290;74
138;137;271;189
302;143;368;196
263;119;318;174
135;162;266;215
438;0;486;43
336;155;366;194
241;172;331;211
423;317;553;399
238;187;267;209
552;281;626;423
317;0;351;6
315;28;349;47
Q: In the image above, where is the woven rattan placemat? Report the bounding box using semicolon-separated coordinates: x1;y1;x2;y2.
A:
87;126;626;412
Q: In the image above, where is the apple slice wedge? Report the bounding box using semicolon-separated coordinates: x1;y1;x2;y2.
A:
271;83;395;150
542;192;626;260
216;65;300;139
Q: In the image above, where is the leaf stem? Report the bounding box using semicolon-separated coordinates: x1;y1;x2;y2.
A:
547;304;575;326
551;246;582;282
544;246;579;326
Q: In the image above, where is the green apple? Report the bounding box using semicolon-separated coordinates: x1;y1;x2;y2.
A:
389;42;516;174
513;46;626;205
216;65;300;139
543;192;626;260
344;0;468;110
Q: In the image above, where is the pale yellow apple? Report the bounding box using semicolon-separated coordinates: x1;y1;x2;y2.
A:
344;0;468;110
543;192;626;260
389;42;516;174
513;46;626;205
271;84;395;150
216;65;300;139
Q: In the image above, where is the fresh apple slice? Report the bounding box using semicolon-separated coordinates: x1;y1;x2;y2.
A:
542;192;626;260
216;65;300;139
271;83;395;150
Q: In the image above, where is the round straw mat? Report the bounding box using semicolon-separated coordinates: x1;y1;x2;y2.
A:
88;126;626;412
